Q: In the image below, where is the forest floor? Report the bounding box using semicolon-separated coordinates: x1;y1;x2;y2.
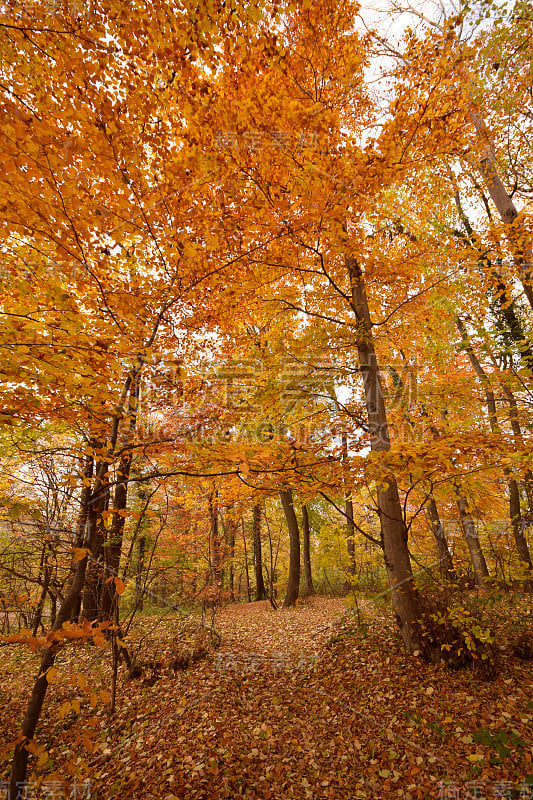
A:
1;594;533;800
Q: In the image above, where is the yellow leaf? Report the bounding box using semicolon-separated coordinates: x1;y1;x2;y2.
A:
46;667;58;684
59;701;71;719
73;547;89;563
37;750;48;768
99;689;111;703
72;698;81;714
77;673;87;690
89;692;98;708
114;577;126;595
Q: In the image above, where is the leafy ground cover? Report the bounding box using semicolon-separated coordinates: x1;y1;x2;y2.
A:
1;596;532;799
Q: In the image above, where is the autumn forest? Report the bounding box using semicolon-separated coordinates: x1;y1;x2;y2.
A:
0;0;532;798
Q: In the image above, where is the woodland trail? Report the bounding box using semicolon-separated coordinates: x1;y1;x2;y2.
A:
213;597;346;675
1;597;532;800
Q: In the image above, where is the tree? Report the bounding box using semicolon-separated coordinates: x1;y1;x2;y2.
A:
280;489;301;608
302;503;315;596
252;503;266;601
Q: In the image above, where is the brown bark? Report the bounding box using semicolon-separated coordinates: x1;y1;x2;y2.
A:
10;459;109;795
32;545;52;637
100;377;139;620
346;251;423;654
80;491;107;620
301;504;314;596
99;450;132;621
74;449;94;548
280;489;300;608
9;359;140;792
426;498;456;582
252;503;266;601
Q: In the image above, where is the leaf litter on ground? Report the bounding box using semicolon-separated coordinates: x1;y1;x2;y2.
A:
1;596;532;799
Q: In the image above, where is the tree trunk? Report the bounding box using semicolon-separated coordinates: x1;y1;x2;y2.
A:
71;448;94;621
10;460;109;795
502;384;533;513
74;449;94;548
346;251;423;654
209;491;221;605
450;180;533;372
99;380;139;622
470;110;533;312
80;491;107;620
227;519;236;602
32;545;52;636
301;504;314;596
264;505;279;608
9;360;141;791
99;449;132;621
455;490;490;586
280;489;300;608
252;503;266;601
509;478;533;571
457;318;533;571
342;433;357;582
425;498;457;582
240;517;252;602
136;534;146;611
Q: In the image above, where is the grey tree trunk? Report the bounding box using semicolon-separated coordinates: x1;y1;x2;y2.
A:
342;433;357;581
346;251;423;654
450;174;533;373
470;110;533;311
509;479;533;572
455;490;490;586
502;384;533;513
426;498;456;582
226;518;236;601
240;517;252;602
280;489;300;608
302;504;314;596
252;504;266;601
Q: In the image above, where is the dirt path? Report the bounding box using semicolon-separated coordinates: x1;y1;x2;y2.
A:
2;597;532;800
213;597;347;674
